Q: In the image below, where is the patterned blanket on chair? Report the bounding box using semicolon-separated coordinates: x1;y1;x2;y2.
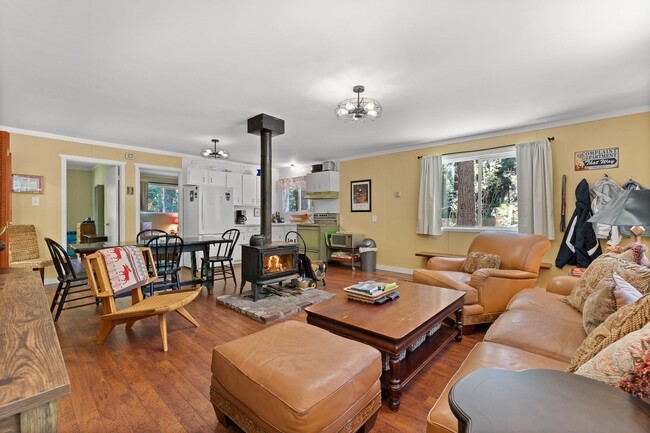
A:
99;246;149;295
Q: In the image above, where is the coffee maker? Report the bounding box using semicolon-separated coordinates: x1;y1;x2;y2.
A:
235;210;247;224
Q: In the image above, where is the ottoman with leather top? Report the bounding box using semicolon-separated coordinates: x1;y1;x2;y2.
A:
210;320;382;433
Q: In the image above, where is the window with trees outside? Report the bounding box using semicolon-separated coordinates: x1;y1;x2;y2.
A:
441;147;517;230
279;176;312;213
147;183;179;213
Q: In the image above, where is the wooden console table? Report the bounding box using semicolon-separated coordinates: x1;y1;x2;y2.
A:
0;269;70;433
449;368;650;433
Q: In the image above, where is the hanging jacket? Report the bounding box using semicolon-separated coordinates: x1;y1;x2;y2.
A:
555;179;602;268
620;179;648;237
590;176;622;246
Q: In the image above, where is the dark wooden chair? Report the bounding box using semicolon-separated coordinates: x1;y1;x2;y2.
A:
144;234;184;296
45;237;97;322
136;229;167;243
201;229;240;289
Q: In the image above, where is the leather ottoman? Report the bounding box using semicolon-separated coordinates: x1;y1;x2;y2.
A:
210;321;382;433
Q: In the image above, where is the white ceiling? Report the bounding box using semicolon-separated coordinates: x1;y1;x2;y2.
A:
1;1;649;168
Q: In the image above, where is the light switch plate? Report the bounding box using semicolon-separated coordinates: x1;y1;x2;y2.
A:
32;196;40;206
371;215;377;223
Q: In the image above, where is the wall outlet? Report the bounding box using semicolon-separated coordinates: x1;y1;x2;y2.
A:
32;196;40;206
371;215;377;223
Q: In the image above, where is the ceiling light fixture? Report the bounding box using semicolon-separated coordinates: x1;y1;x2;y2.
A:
335;85;382;123
201;139;230;159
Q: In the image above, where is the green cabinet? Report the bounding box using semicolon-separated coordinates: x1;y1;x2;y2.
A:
297;224;338;262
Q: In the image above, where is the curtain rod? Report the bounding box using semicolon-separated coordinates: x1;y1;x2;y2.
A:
417;136;555;159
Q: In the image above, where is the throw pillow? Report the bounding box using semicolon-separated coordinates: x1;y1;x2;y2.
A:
575;322;650;400
560;253;650;312
568;293;650;372
616;242;650;267
460;251;501;274
582;272;643;334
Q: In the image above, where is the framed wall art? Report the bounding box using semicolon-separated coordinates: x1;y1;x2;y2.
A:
12;174;43;194
351;179;371;212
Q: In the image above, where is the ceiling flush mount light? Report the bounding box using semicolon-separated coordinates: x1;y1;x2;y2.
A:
335;85;382;123
201;139;230;159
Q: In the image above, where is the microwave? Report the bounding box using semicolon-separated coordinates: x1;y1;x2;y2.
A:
330;232;365;249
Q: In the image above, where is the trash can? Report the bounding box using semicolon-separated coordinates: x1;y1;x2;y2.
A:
359;238;377;272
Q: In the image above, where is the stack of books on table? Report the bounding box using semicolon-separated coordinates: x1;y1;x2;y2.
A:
343;280;399;304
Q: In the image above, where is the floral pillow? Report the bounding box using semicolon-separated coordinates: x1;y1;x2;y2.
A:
561;253;650;312
575;322;650;401
460;252;501;274
582;272;643;334
568;293;650;372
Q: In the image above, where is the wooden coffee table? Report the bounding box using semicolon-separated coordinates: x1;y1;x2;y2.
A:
305;280;464;411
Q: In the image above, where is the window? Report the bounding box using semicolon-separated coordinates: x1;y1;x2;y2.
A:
147;183;179;213
279;176;312;213
441;147;517;230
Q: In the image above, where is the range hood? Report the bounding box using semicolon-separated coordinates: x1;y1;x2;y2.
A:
305;191;339;200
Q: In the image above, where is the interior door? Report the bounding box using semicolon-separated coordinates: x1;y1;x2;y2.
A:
105;166;119;242
0;131;10;267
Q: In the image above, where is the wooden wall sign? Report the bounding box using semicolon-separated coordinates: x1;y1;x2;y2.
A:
574;147;619;171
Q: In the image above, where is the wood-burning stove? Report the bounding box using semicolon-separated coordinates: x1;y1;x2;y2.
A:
240;113;300;301
241;242;299;301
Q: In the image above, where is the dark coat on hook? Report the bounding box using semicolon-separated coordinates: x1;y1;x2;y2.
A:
555;179;602;268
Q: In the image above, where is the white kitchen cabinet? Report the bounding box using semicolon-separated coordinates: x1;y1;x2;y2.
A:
186;167;208;185
306;171;339;192
255;176;261;206
206;169;227;186
226;173;243;205
232;225;258;262
242;174;257;206
186;167;228;186
226;173;258;206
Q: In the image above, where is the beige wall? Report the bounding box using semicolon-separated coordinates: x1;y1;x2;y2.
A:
340;112;650;286
66;169;93;231
10;133;182;280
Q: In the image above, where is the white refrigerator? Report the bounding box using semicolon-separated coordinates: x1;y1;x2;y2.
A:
181;185;234;263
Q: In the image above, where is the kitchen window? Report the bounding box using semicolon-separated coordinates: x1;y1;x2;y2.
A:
147;183;179;213
441;147;517;230
279;176;312;213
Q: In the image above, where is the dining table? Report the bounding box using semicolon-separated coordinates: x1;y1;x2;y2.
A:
69;235;232;294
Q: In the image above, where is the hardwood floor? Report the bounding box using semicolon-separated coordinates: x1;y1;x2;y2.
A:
48;264;486;433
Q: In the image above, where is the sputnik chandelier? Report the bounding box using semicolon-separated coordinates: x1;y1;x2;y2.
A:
335;85;382;123
201;139;230;159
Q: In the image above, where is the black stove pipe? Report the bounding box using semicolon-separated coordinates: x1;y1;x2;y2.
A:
260;129;272;244
247;114;285;246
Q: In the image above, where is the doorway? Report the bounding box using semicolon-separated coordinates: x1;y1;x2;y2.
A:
134;164;182;237
61;155;126;246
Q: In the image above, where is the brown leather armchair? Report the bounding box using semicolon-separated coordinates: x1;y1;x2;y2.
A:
413;231;550;328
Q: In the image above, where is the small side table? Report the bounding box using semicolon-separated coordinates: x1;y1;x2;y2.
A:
449;368;650;433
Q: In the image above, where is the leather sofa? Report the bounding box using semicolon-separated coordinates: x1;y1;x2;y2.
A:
427;276;585;433
413;231;550;327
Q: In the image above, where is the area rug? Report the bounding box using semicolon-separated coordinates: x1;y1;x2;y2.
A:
216;288;335;324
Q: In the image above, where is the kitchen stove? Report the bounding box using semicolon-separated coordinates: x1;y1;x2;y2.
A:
312;213;339;225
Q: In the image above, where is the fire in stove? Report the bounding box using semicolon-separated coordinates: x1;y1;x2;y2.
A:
263;253;292;275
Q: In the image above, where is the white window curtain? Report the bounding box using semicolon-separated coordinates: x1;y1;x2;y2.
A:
278;176;306;212
417;155;442;235
516;138;555;240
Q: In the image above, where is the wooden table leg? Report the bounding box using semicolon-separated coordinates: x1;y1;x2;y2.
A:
388;353;402;411
202;245;213;295
454;307;463;342
190;252;198;279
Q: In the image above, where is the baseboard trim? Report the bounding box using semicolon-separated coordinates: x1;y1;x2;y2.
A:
376;264;413;275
